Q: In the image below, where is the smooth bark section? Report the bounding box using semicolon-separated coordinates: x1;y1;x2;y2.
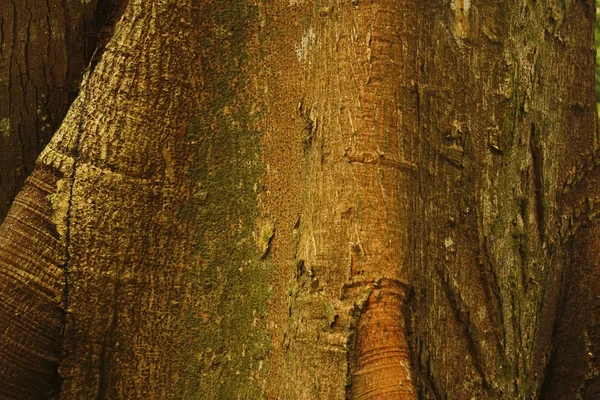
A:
350;279;414;399
0;0;102;221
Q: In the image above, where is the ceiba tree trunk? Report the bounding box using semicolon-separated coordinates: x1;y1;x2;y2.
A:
0;0;598;399
0;0;114;222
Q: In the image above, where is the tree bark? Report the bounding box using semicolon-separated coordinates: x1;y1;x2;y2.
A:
0;0;122;222
0;0;203;397
272;1;419;398
409;1;598;398
0;0;599;399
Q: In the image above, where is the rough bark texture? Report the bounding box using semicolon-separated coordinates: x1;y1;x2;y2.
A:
0;166;65;399
0;0;108;222
46;2;205;398
410;1;597;398
268;1;419;398
0;0;599;399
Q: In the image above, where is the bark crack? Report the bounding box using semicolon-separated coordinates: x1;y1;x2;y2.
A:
97;279;120;400
60;68;93;336
437;264;493;391
530;122;545;242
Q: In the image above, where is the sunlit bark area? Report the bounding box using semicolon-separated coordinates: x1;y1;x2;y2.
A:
0;1;599;399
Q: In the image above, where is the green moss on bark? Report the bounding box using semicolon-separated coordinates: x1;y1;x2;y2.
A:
178;1;272;398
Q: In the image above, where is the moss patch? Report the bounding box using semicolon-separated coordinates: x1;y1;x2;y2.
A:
0;118;10;137
179;1;271;398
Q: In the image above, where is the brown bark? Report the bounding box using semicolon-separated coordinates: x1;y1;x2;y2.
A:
0;0;109;222
0;166;65;399
0;0;599;399
408;1;597;398
45;2;204;397
268;1;419;398
0;0;203;397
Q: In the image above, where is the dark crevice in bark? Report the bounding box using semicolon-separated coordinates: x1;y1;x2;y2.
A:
408;340;443;400
480;243;506;353
538;241;575;399
57;2;126;384
58;71;92;367
405;288;443;400
97;279;120;400
92;0;129;70
436;265;491;392
0;0;127;223
530;122;545;243
0;0;98;221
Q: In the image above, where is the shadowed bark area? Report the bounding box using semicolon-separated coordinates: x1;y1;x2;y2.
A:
539;220;600;398
0;0;105;222
409;0;597;398
0;166;66;398
541;132;600;395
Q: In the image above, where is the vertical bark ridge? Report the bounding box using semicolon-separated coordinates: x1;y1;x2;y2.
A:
410;0;597;398
32;1;206;398
280;0;418;398
257;0;302;395
541;36;600;394
3;0;271;397
530;0;600;397
340;2;418;397
59;69;92;342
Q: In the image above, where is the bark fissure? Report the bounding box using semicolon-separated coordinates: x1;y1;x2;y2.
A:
436;264;491;390
0;0;103;222
60;69;92;334
530;122;545;243
96;278;119;400
279;1;419;397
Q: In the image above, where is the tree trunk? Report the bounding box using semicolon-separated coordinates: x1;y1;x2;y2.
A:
0;0;598;399
0;0;120;222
